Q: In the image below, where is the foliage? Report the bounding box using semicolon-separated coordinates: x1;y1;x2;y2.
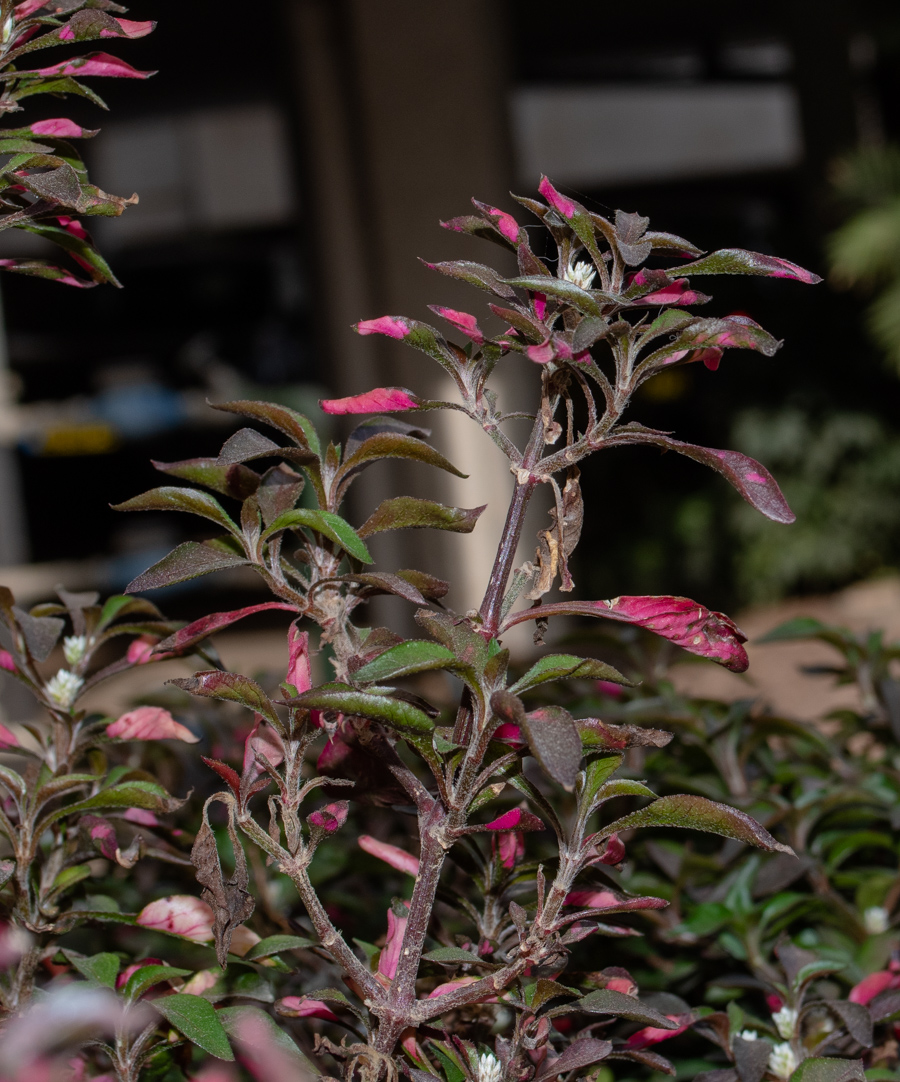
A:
828;144;900;375
10;128;896;1082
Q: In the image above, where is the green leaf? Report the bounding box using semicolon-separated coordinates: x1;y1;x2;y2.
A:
62;950;119;988
339;433;467;480
152;457;261;501
599;794;792;854
112;487;240;537
510;654;634;695
504;275;609;317
261;509;372;563
352;641;456;683
126;541;248;593
169;671;283;732
789;1058;865;1082
151;994;234;1061
124;964;190;1001
576;988;679;1028
217;1005;312;1066
283;683;435;734
242;935;314;961
423;946;484;964
42;781;181;829
359;497;485;538
578;755;625;809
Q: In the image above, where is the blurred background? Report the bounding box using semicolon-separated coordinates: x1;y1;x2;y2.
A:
1;0;899;649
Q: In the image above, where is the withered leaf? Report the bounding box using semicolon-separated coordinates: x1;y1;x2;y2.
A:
192;798;255;968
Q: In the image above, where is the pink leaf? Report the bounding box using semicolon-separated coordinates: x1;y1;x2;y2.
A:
428;306;485;344
278;996;339;1022
636;278;709;306
358;834;420;875
526;339;556;364
137;895;214;941
242;718;284;782
427;975;496;1002
286;623;312;693
14;0;47;17
485;205;521;243
533;292;547;320
308;801;349;833
565;889;618;908
538;175;575;218
156;602;299;655
626;1016;692;1049
123;807;159;827
126;636;159;665
493;722;525;745
320;386;421;414
497;831;525;869
32;52;155;78
377;902;410;981
30;119;90;138
506;595;749;673
115;958;164;990
479;807;545;833
355;315;411;339
0;723;18;750
104;18;155;38
107;706;199;743
849;970;899;1005
0;649;16;673
599;834;626;865
82;815;118;860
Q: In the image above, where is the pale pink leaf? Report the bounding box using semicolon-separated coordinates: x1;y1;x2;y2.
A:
0;722;18;749
107;706;199;743
286;623;312;693
33;52;155;78
278;996;339;1022
242;718;284;781
377;902;410;980
358;834;419;875
136;895;214;942
0;649;17;672
123;808;159;827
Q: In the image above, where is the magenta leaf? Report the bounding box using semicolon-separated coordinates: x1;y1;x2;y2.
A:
679;248;822;284
626;1017;693;1050
107;706;198;744
427;306;485;344
608;429;794;524
287;623;312;694
504;594;749;672
29;118;96;138
202;757;242;799
320;387;423;414
308;801;349;834
358;834;419;875
469;807;545;833
154;603;299;655
0;722;18;749
533;1040;612;1081
353;315;459;377
278;997;339;1023
32;52;155;79
638;316;780;372
378;902;410;981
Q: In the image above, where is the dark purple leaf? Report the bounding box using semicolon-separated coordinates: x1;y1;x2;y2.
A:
359;497;485;538
152;457;261;501
421;258;517;299
576;988;679;1027
11;605;64;661
338;433;466;481
211;400;321;458
126;542;247;593
533;1039;612;1081
521;705;582;791
112;486;239;536
171;670;283;732
732;1035;770;1082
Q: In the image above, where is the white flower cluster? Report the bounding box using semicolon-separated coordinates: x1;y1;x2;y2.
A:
563;259;596;291
476;1053;502;1082
45;669;84;710
772;1005;797;1040
863;905;890;934
63;635;87;667
767;1042;797;1080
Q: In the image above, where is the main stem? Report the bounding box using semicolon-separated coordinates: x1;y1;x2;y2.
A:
373;412;551;1058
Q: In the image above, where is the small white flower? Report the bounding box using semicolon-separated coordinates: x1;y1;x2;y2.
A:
63;635;87;667
563;259;596;291
767;1042;797;1080
45;669;84;709
477;1052;502;1082
737;1029;759;1043
772;1005;797;1040
863;905;890;934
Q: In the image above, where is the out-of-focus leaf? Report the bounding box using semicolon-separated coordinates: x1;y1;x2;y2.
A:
533;1039;612;1081
243;935;314;961
123;964;190;1001
788;1058;865;1081
151;993;234;1061
62;950;119;988
576;989;678;1027
212;400;321;458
